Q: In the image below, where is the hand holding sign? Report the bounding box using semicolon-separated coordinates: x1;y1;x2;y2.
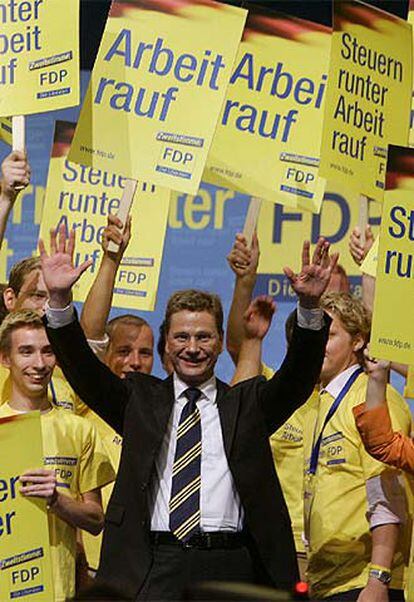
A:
39;225;92;308
103;213;132;262
283;238;339;308
0;150;30;201
349;225;374;266
20;468;58;507
227;232;260;280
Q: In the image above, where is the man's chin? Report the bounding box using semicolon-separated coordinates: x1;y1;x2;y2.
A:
176;368;211;386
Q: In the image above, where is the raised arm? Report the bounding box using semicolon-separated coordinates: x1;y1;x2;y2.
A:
226;233;260;364
353;352;414;473
259;238;338;432
0;151;31;248
39;226;129;432
80;213;131;340
230;295;275;385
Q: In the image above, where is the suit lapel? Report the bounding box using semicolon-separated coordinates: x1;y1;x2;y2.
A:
149;375;239;456
151;374;175;436
217;378;239;456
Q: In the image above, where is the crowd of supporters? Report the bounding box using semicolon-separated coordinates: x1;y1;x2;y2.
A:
0;150;413;602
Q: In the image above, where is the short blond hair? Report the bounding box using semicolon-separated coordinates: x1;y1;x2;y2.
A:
8;257;41;295
165;289;223;335
320;292;371;363
0;310;44;354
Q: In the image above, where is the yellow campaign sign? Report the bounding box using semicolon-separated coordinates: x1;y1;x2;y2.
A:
39;121;170;311
0;412;54;601
319;0;412;202
370;145;414;363
360;235;379;276
68;0;246;194
0;0;79;116
255;185;382;300
0;117;12;145
409;6;414;147
205;7;331;213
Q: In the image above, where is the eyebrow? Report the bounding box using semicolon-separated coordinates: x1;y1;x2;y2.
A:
17;345;35;352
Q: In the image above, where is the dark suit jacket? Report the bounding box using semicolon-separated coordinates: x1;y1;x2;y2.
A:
45;311;330;599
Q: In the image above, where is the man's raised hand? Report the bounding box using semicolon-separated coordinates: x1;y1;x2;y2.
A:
243;295;276;341
283;238;339;309
39;224;92;307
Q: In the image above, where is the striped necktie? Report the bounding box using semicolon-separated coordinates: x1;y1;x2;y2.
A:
169;387;202;542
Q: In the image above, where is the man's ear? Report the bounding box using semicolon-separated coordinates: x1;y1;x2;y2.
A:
0;351;11;369
3;287;16;312
353;334;365;354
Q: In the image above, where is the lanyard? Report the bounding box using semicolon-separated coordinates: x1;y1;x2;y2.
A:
49;378;58;407
309;367;363;475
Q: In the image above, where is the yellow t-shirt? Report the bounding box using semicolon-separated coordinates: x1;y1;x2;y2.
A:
81;408;122;571
0;404;115;601
304;370;413;599
262;363;317;555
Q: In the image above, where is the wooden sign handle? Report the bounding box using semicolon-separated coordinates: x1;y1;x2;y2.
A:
12;115;26;191
358;194;369;248
243;197;262;247
107;178;137;253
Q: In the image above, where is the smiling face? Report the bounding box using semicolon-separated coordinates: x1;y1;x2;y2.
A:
320;312;364;388
165;310;223;386
105;323;154;378
2;326;55;403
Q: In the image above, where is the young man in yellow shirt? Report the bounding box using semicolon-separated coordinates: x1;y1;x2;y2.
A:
0;310;115;601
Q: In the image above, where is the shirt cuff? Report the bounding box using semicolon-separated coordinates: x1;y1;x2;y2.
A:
45;301;75;328
87;335;110;361
366;473;406;529
297;303;324;331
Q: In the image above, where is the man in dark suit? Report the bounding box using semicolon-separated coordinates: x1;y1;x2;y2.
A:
40;226;337;600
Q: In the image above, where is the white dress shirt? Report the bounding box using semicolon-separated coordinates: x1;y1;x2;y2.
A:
150;373;243;532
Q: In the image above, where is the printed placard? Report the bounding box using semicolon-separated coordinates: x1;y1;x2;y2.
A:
0;412;54;601
68;0;247;193
370;145;414;363
205;6;331;212
0;0;80;116
39;121;170;311
319;0;412;201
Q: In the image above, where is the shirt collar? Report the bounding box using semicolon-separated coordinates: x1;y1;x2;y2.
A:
322;364;362;398
173;373;217;405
